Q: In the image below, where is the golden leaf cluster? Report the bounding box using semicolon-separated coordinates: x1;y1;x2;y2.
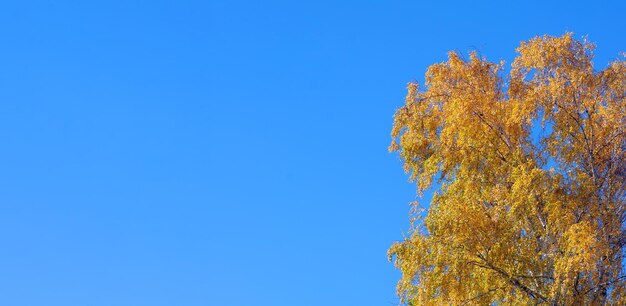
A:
389;33;626;305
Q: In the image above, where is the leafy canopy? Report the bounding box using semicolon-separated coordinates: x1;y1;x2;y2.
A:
389;33;626;305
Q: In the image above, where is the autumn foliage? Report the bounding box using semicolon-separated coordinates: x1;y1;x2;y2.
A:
389;33;626;305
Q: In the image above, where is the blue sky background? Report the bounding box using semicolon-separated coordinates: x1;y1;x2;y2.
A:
0;1;624;305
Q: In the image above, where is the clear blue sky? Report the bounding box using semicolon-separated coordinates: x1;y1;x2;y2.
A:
0;1;624;305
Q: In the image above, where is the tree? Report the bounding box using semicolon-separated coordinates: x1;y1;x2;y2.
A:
388;33;626;305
